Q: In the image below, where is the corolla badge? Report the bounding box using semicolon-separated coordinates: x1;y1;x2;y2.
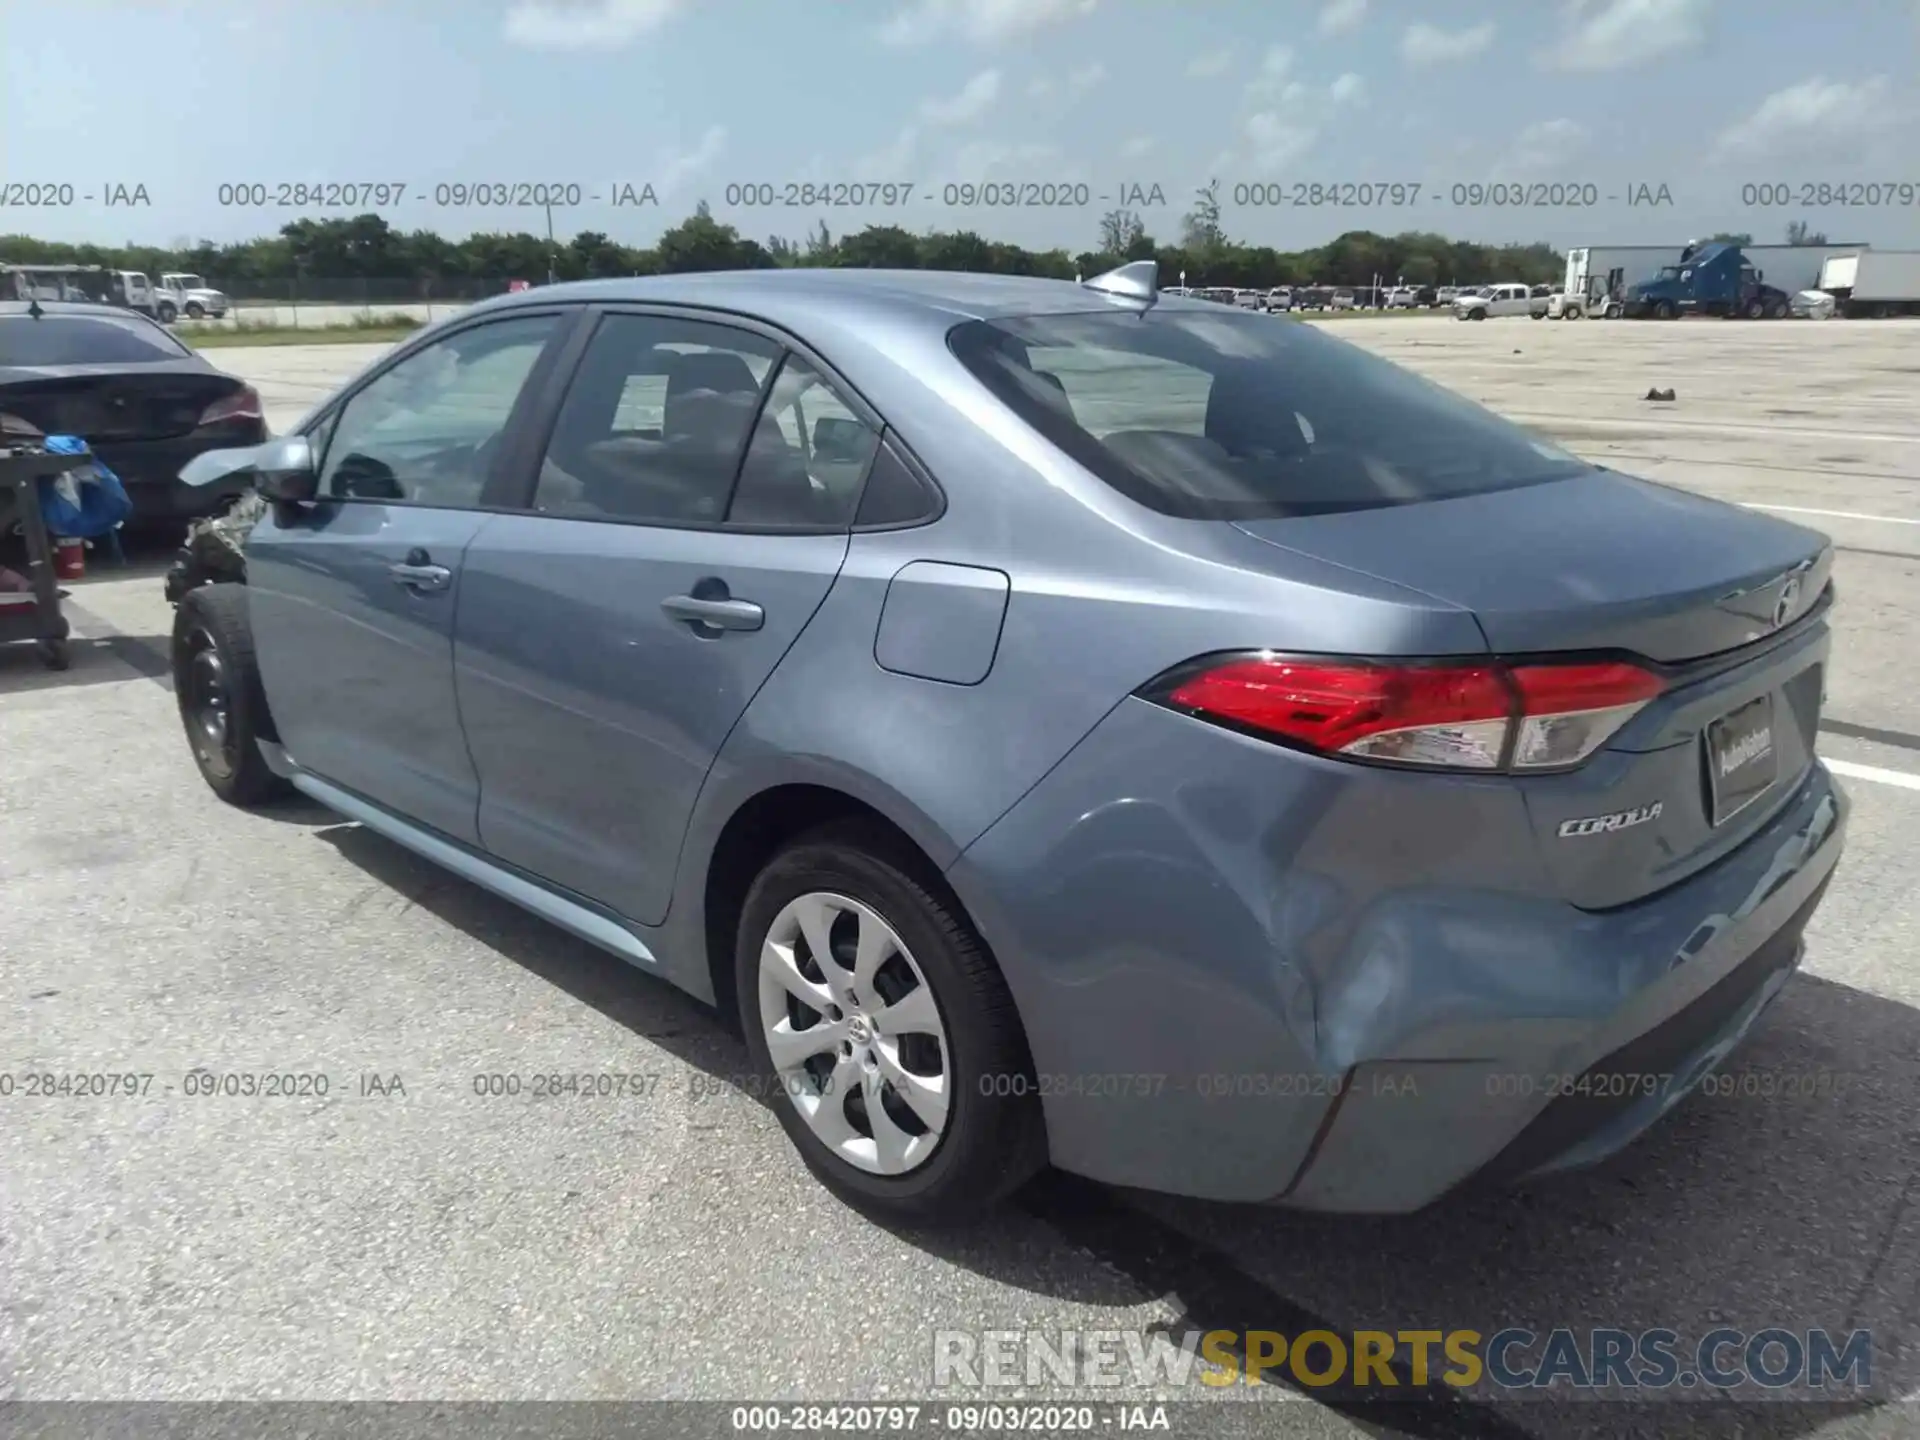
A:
1558;802;1663;838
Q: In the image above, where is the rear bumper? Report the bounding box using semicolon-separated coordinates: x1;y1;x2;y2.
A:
950;696;1848;1209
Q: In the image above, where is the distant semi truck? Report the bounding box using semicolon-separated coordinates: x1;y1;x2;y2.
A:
1818;251;1920;318
1621;242;1793;319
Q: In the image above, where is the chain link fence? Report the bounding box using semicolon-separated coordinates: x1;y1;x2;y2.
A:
204;276;526;327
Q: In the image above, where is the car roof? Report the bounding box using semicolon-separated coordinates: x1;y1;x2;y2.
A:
1;299;144;316
464;268;1232;339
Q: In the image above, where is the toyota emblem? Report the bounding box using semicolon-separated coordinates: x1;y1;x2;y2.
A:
1772;576;1800;629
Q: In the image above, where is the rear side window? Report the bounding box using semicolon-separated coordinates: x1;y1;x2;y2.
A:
0;314;191;365
532;313;778;525
947;310;1586;520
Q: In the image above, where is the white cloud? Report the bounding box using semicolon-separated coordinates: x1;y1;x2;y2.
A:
1540;0;1710;71
656;125;726;195
1712;75;1897;160
1493;118;1589;174
1400;21;1496;66
1216;68;1368;176
1318;0;1368;35
857;126;920;176
1186;47;1234;78
1029;61;1106;100
951;139;1065;175
879;0;1095;47
1244;44;1296;99
921;69;1003;125
1120;135;1155;159
1242;112;1319;170
502;0;684;49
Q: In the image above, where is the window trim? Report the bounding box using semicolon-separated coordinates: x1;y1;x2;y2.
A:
313;307;587;513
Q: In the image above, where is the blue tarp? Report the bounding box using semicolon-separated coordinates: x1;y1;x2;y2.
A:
36;435;131;538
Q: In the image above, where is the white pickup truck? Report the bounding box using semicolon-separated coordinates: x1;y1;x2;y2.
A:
154;273;230;322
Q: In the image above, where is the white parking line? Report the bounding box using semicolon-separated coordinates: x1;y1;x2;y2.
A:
1825;758;1920;792
1745;503;1920;526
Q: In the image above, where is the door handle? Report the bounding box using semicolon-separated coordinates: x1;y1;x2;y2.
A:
390;562;452;592
661;594;764;632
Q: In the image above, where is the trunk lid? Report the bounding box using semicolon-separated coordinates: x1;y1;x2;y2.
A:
0;365;244;443
1233;470;1836;909
1230;471;1830;663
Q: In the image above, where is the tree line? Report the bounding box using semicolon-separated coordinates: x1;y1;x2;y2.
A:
0;182;1830;293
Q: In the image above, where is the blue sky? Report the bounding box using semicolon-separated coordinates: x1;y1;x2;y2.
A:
5;0;1918;255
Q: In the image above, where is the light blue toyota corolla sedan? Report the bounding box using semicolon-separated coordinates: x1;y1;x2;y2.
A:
170;263;1847;1224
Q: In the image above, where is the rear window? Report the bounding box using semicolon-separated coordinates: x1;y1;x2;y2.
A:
947;308;1587;520
0;313;192;366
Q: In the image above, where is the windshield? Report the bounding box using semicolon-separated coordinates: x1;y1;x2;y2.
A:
947;308;1586;521
174;275;206;289
1656;266;1681;279
0;313;193;365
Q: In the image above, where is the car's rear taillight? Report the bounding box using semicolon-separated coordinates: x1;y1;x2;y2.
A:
1146;654;1663;772
199;386;261;426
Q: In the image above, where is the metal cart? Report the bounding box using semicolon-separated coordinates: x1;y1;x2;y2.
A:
0;444;87;671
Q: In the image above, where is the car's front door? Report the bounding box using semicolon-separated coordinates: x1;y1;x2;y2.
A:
454;309;881;925
247;310;571;843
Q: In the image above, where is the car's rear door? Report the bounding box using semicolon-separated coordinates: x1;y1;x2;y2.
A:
454;306;879;926
247;309;577;843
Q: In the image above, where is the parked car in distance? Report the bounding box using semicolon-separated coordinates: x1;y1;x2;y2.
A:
1233;289;1264;310
1264;286;1293;311
1329;289;1356;310
1434;286;1460;307
0;302;267;525
1385;286;1419;308
1455;282;1533;319
168;265;1847;1226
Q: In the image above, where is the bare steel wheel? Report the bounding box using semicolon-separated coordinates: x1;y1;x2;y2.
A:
170;583;292;807
183;627;237;781
758;892;951;1176
736;822;1047;1223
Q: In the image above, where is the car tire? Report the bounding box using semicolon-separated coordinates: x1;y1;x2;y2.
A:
735;821;1047;1225
1469;309;1486;321
1767;299;1788;319
156;303;177;323
170;583;292;807
185;302;205;319
1653;300;1677;320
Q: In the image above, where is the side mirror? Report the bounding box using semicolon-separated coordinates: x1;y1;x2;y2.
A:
253;434;319;502
178;442;266;490
812;416;868;462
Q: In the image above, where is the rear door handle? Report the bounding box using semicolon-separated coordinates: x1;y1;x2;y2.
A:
390;562;452;592
661;594;764;632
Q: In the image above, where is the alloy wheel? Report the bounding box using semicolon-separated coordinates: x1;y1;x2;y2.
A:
757;891;951;1176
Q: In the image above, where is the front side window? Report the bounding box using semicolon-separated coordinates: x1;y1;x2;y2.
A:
948;307;1587;520
532;313;778;525
317;314;559;507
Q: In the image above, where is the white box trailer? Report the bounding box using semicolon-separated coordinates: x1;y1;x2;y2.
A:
1819;250;1920;317
1562;243;1867;315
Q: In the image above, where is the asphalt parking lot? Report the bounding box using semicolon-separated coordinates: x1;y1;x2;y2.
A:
3;315;1918;1436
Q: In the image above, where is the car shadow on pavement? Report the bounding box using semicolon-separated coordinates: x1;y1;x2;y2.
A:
0;628;174;694
312;819;1918;1440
